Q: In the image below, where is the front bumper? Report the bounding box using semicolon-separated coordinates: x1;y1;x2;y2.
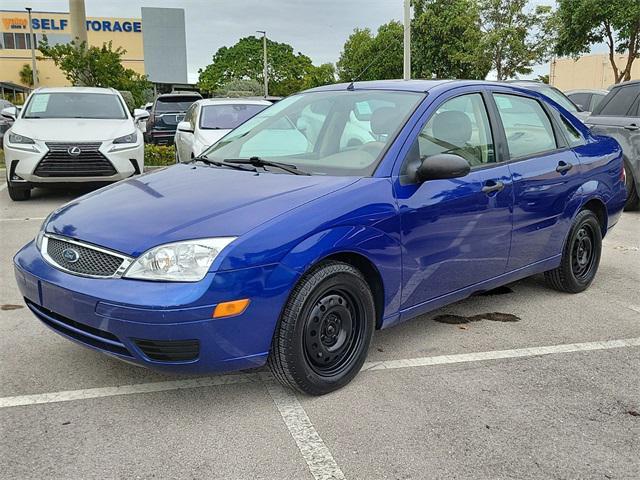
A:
14;240;297;374
4;140;144;184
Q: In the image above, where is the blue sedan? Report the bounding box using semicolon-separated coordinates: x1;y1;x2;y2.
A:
14;80;627;394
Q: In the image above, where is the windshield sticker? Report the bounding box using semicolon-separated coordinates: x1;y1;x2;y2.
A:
30;94;50;113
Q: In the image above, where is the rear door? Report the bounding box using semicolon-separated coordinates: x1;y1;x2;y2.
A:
490;90;583;270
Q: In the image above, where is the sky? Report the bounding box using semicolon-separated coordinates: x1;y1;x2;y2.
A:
2;0;581;83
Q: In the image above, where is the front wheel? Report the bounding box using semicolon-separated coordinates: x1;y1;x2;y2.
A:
545;210;602;293
623;162;639;211
7;182;31;201
268;261;375;395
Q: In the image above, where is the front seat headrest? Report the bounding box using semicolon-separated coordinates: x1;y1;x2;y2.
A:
431;111;472;146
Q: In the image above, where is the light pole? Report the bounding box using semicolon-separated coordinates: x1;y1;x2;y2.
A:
25;7;38;88
403;0;411;80
257;30;268;97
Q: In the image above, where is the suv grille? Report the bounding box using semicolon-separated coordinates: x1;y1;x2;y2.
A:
35;142;117;177
45;237;127;277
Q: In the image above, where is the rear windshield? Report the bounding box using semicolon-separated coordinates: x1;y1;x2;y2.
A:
200;104;269;129
22;92;127;119
155;96;200;113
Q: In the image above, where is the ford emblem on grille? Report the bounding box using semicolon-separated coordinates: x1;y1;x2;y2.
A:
67;146;82;156
62;248;80;263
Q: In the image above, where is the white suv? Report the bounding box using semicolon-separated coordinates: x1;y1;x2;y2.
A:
2;87;149;201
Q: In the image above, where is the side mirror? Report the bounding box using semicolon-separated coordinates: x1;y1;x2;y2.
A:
416;153;470;183
1;106;18;121
133;108;150;121
177;120;194;133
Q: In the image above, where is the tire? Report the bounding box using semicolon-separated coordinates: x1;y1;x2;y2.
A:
268;261;375;395
7;182;31;201
545;210;602;293
623;161;640;211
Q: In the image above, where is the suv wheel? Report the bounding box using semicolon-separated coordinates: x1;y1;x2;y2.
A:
623;162;639;211
268;261;375;395
545;210;602;293
7;182;31;201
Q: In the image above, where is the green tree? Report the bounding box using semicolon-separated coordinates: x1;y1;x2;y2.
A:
555;0;640;84
479;0;555;80
19;63;35;87
198;36;319;97
38;38;151;107
336;21;403;82
412;0;491;79
303;63;336;89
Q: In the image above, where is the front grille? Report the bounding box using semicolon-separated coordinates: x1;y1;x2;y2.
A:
134;339;200;362
46;237;125;277
26;299;132;357
34;142;117;177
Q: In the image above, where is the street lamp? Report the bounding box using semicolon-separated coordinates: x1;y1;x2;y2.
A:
25;7;38;88
256;30;268;97
403;0;411;80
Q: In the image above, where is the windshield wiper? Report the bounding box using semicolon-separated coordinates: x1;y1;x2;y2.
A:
224;157;310;175
192;156;257;172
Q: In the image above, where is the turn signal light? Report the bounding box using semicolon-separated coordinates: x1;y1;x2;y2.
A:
213;299;250;318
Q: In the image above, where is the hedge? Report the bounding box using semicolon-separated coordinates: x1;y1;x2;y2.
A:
144;144;176;167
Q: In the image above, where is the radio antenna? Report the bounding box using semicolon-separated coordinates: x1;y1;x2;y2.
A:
347;36;403;90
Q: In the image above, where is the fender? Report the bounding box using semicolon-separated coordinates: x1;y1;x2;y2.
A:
278;225;403;322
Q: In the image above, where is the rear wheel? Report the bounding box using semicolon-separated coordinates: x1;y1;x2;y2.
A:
545;210;602;293
268;261;375;395
7;182;31;201
623;162;639;211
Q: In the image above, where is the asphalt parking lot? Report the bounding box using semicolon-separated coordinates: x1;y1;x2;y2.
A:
1;182;639;480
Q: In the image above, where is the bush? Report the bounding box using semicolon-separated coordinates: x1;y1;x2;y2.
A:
144;144;176;166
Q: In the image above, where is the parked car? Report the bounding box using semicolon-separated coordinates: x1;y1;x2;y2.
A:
175;98;271;162
585;80;640;210
507;80;590;120
3;87;149;201
144;92;202;145
0;98;16;149
566;89;609;114
14;80;626;394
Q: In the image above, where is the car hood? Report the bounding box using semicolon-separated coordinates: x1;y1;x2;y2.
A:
45;163;358;256
12;118;134;142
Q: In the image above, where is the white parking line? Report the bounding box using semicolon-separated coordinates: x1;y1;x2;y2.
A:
0;217;46;222
0;373;259;409
1;337;639;410
263;374;346;480
361;337;640;371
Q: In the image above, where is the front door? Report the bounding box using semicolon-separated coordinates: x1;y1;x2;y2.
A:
395;91;513;310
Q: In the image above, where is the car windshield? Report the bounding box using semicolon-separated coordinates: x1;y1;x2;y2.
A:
538;87;578;112
22;92;127;119
202;90;424;176
156;97;200;113
200;104;269;130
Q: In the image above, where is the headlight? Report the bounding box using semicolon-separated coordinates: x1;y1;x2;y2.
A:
123;237;236;282
35;213;53;250
113;131;138;144
8;132;35;144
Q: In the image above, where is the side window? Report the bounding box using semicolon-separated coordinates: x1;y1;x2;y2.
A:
597;86;640;116
493;94;557;159
569;93;590;111
558;115;585;148
589;93;606;112
184;104;196;128
416;93;495;168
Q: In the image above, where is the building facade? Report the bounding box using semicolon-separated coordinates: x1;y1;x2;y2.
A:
550;53;640;90
0;10;144;91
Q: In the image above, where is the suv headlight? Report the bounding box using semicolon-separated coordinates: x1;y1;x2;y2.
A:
113;131;138;144
123;237;236;282
8;132;34;144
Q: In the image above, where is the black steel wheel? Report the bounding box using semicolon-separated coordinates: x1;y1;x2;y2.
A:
268;261;375;395
545;209;602;293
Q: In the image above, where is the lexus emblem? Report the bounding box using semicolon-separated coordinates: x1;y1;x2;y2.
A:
62;248;80;263
68;146;82;156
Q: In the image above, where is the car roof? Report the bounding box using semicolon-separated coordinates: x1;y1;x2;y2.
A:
304;79;456;93
566;89;609;94
196;98;272;107
32;86;117;95
156;92;202;99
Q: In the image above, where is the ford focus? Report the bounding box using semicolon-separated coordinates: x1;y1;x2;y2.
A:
14;80;627;394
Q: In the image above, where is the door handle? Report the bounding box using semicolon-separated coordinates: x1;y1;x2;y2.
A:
556;161;573;174
624;124;639;131
481;181;505;194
